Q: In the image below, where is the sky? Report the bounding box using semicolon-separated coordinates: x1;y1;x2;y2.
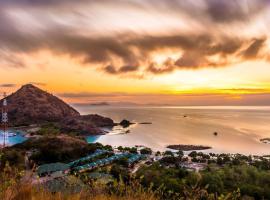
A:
0;0;270;105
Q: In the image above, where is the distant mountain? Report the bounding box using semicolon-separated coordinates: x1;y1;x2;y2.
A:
1;84;80;126
74;101;140;107
88;102;110;106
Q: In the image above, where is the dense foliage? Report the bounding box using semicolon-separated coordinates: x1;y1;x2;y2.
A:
2;138;270;199
36;123;61;136
136;161;270;200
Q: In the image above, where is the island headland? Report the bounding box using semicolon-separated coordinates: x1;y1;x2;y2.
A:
0;84;115;136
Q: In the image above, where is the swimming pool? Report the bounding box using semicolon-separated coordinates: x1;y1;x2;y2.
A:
0;130;28;146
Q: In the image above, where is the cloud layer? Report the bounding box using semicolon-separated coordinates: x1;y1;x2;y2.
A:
0;0;269;76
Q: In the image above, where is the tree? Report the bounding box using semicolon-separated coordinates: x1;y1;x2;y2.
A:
117;146;124;152
177;150;184;158
129;147;138;154
164;151;174;157
217;157;224;165
103;145;113;151
110;164;130;182
201;172;224;194
116;157;129;167
160;156;177;165
140;148;152;155
189;151;197;158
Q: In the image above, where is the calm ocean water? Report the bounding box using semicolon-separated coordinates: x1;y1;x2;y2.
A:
76;106;270;155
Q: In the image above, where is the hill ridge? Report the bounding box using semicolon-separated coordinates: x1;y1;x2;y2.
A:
0;84;80;126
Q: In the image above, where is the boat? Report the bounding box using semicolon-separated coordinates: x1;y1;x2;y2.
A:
0;131;17;137
7;132;17;137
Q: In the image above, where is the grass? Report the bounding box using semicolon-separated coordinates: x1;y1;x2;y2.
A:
0;163;158;200
0;169;241;200
0;159;240;200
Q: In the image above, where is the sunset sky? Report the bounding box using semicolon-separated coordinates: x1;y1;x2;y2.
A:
0;0;270;105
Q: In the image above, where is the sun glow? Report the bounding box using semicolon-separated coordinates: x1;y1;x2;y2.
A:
1;0;270;105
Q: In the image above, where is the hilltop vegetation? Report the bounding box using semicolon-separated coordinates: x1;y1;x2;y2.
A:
0;163;241;200
2;137;270;199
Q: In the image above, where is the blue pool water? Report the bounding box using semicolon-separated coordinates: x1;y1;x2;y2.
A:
0;130;28;146
86;135;101;143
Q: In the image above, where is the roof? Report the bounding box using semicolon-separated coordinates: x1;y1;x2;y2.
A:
68;149;107;167
74;153;130;171
38;162;70;175
127;154;145;164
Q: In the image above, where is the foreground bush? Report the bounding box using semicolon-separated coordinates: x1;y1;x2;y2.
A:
0;165;242;200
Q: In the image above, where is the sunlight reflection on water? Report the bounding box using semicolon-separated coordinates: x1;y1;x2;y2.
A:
79;106;270;155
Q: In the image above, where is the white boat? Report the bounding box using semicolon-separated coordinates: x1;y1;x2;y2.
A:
7;132;17;137
0;131;17;137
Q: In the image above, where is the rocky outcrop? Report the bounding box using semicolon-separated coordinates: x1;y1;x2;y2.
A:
119;119;134;128
0;84;77;126
167;144;211;151
60;114;114;135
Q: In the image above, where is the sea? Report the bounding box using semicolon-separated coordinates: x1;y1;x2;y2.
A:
76;105;270;155
1;106;270;155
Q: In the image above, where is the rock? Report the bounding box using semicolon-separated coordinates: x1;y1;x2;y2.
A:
167;144;212;151
60;114;114;135
119;119;133;128
0;84;80;126
0;84;115;136
80;114;114;127
139;122;152;125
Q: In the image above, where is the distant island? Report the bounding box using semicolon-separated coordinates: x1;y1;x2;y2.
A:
260;138;270;144
167;144;212;151
88;102;110;106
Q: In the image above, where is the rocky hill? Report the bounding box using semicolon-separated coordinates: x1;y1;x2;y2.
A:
61;114;114;135
0;84;80;126
0;84;115;134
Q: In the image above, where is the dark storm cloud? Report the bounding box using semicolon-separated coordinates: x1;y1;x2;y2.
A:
138;35;266;74
0;20;267;73
119;65;139;73
175;52;208;69
104;65;117;74
105;65;139;74
0;51;26;68
148;58;175;74
54;34;136;64
162;0;270;24
0;0;269;74
206;0;269;23
0;0;269;22
241;38;266;59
